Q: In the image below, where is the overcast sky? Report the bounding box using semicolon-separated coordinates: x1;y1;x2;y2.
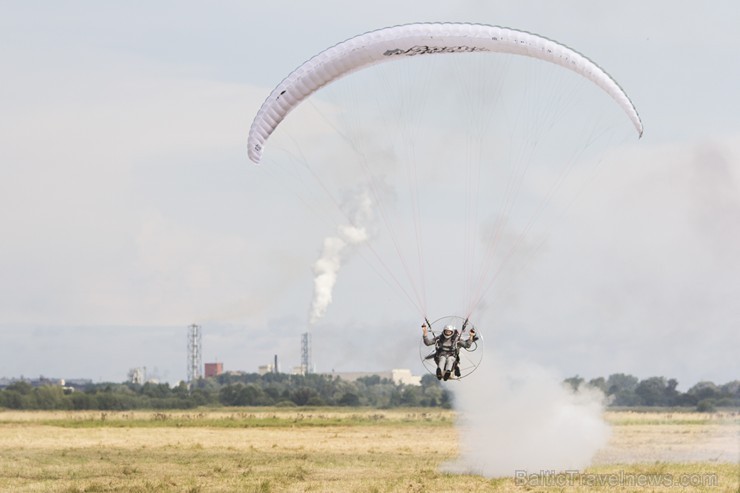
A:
1;1;738;387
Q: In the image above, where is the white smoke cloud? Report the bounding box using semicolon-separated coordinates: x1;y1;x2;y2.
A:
445;351;610;477
309;187;375;324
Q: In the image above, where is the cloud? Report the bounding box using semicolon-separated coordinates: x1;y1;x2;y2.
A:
0;48;283;326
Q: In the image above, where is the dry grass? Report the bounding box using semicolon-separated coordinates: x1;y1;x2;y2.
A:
0;408;737;492
595;410;739;464
0;408;452;428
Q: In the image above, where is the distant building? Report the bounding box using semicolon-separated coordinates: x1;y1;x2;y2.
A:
0;376;67;388
324;369;421;386
31;376;64;387
204;362;223;378
223;370;245;378
391;369;421;386
258;355;282;375
128;367;146;385
64;378;93;389
326;370;392;382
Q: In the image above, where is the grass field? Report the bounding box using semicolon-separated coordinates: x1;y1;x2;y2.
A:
0;408;737;492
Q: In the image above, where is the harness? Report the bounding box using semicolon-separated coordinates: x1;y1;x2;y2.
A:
421;317;481;379
435;331;459;356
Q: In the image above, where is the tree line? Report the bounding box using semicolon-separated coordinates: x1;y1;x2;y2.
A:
0;372;737;411
0;372;450;411
564;373;739;412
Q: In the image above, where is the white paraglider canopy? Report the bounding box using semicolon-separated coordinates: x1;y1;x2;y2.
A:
248;22;643;164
